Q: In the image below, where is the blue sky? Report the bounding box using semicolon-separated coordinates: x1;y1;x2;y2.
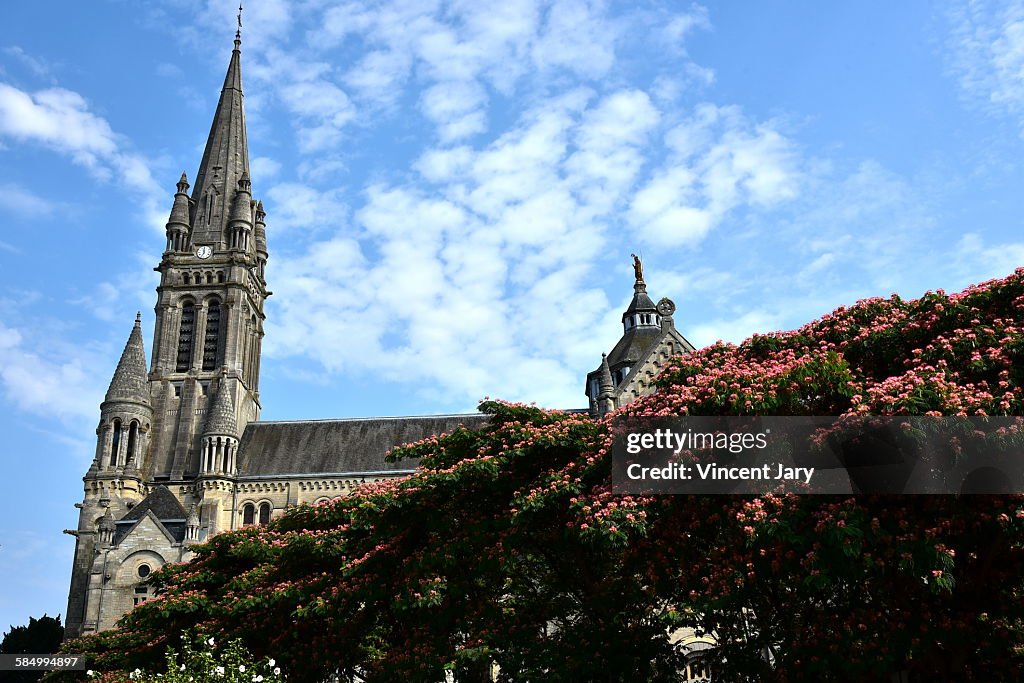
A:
2;0;1024;635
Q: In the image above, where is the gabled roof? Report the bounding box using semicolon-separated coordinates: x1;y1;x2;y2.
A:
235;414;490;477
120;485;186;523
605;326;665;371
616;326;694;392
113;510;183;547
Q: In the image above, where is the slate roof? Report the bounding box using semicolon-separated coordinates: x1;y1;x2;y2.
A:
120;486;186;523
235;414;490;477
622;284;657;316
113;486;187;546
605;325;665;370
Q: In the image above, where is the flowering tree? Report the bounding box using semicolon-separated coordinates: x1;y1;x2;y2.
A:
57;269;1024;681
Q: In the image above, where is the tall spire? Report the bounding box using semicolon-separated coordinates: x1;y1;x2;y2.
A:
188;23;250;245
105;314;150;404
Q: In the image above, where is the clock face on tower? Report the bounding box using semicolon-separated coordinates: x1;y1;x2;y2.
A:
196;245;213;259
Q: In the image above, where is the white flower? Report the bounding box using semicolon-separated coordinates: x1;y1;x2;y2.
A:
273;667;281;676
87;671;94;678
268;659;275;667
180;664;186;671
215;665;225;676
239;664;246;672
255;676;264;682
207;637;216;647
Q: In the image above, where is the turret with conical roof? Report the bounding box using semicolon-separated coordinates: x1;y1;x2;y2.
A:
94;314;154;473
164;172;191;254
227;171;253;252
200;380;239;476
254;200;268;280
105;313;149;405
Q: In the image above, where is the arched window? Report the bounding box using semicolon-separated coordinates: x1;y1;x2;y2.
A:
217;271;225;283
176;301;196;372
202;300;222;371
183;273;191;285
110;419;122;467
126;421;139;464
259;503;271;526
242;503;255;526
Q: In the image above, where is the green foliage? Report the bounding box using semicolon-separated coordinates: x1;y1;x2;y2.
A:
1;615;64;683
79;636;283;683
58;269;1024;681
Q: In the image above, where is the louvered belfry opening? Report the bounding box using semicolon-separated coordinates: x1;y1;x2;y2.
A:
203;300;222;371
176;301;195;372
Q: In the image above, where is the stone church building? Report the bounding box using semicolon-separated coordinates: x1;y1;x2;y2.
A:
63;27;694;640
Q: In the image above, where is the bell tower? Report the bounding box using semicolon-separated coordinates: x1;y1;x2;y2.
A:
146;26;269;481
65;24;269;639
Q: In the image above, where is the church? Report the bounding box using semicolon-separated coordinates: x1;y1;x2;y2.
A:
62;26;695;640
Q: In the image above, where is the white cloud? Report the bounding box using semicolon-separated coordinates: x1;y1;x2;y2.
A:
687;309;784;348
297;1;709;148
250;155;281;179
265;182;348;233
531;0;618;77
0;83;119;167
266;79;801;408
0;182;56;217
946;0;1024;133
0;81;164;229
629;103;801;247
2;46;53;80
71;251;158;323
953;233;1024;280
0;320;106;427
420;81;488;141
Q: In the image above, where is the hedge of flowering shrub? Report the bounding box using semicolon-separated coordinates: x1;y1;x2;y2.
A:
55;269;1024;681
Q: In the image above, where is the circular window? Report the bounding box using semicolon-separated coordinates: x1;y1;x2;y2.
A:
137;564;151;578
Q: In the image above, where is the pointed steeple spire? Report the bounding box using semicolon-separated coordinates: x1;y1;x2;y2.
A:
189;26;250;246
105;314;150;404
